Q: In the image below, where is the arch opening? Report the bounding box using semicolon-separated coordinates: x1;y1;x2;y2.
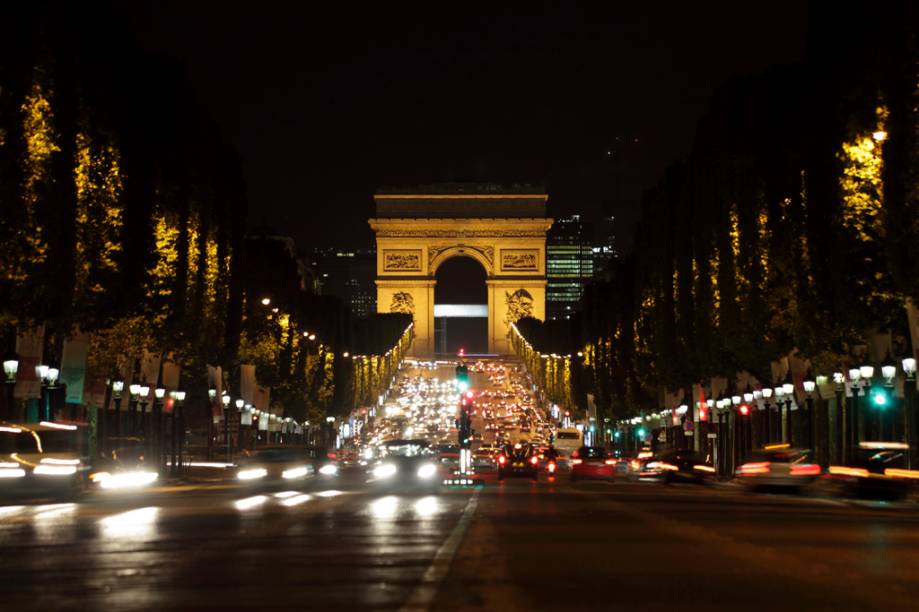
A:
434;255;487;354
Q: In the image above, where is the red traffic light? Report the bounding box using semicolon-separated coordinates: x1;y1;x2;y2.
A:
465;390;474;399
738;404;751;416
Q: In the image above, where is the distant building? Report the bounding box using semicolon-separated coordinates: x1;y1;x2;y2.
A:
592;215;618;280
311;248;377;318
546;215;594;321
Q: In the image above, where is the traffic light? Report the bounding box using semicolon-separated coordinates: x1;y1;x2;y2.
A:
455;363;469;392
637;427;646;439
738;404;751;417
869;386;891;409
699;404;709;422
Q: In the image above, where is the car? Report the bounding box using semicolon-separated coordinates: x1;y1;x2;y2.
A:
0;421;90;497
472;446;498;470
368;439;442;490
569;446;617;481
553;428;582;457
736;445;821;491
234;446;317;487
432;443;461;467
825;441;916;500
88;437;159;491
641;449;715;484
497;442;540;481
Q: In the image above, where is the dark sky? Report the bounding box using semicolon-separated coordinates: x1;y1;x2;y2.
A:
123;1;808;253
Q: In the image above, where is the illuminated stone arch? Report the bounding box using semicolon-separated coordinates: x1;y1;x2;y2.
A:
369;186;553;356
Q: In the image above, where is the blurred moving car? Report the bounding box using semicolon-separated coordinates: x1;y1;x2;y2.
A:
432;443;461;468
641;449;715;484
368;439;441;490
497;442;539;481
569;446;617;481
89;437;158;491
825;442;917;500
472;446;498;470
736;444;820;491
235;446;317;487
0;421;89;496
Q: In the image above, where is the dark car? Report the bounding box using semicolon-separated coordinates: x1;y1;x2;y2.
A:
234;446;317;487
825;442;914;500
569;446;616;481
497;442;539;481
89;437;159;491
368;439;442;489
642;449;715;484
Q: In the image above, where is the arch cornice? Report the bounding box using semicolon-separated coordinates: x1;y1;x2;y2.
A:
429;245;493;276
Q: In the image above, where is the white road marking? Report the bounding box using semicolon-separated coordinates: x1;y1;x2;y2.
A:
399;489;481;612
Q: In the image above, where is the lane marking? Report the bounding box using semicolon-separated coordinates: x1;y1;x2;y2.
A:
399;489;481;612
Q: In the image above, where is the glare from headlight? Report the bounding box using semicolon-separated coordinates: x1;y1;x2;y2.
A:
96;471;159;489
363;448;374;460
282;466;309;480
0;468;26;478
34;465;77;476
319;464;338;476
373;463;397;479
238;468;268;480
417;463;437;479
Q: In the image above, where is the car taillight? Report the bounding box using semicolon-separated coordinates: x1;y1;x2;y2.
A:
530;456;539;465
790;464;821;476
737;461;770;475
604;459;616;465
828;465;869;478
571;459;582;465
498;455;507;465
548;462;556;473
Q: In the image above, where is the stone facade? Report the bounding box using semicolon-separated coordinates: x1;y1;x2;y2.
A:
369;191;552;356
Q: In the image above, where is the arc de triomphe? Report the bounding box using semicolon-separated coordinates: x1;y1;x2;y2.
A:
369;185;553;356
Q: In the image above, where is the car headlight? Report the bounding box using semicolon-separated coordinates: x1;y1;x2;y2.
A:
237;467;268;480
373;463;397;479
319;464;338;476
282;466;310;480
417;463;437;479
34;465;78;476
93;471;159;489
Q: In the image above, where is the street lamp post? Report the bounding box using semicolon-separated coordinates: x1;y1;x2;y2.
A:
154;388;166;471
903;358;917;469
3;358;18;421
233;398;244;460
138;385;150;451
762;387;773;444
129;384;141;435
111;380;124;444
176;390;186;475
782;382;794;446
848;368;862;463
803;379;816;456
221;394;230;460
881;363;896;441
207;388;216;461
832;372;845;464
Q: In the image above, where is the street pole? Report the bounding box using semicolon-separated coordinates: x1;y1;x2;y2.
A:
903;358;917;469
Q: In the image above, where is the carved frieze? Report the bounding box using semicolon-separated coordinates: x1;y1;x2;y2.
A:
501;249;539;271
383;250;422;271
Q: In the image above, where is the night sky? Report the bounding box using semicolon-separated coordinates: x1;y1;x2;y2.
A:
123;1;808;253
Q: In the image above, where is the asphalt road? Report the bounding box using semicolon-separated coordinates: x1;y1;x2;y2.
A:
2;472;918;611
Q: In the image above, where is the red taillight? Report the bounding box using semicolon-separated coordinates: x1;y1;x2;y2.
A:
571;459;583;465
548;462;556;473
498;455;507;465
604;459;616;465
530;456;539;465
738;461;770;475
790;464;821;476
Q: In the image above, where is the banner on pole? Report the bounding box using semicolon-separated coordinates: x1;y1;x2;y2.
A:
61;332;90;405
14;325;44;399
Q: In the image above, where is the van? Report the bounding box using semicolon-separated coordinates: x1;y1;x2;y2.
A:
553;428;582;458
